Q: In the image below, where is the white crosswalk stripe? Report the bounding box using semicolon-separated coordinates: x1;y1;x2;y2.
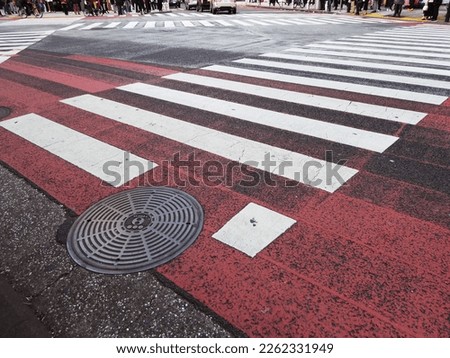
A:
61;94;358;193
0;114;157;187
260;52;450;78
164;72;427;124
123;21;139;29
118;82;399;153
80;22;103;30
285;48;450;68
308;43;450;59
235;58;450;90
57;13;394;31
4;24;446;196
0;30;53;63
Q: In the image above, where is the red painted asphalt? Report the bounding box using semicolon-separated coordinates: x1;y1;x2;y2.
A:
0;49;448;337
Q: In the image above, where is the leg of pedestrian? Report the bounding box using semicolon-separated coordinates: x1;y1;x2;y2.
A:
446;1;450;22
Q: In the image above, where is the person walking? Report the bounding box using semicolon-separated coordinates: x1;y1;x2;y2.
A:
385;0;393;10
393;0;404;16
116;0;123;14
73;0;81;13
445;0;450;22
422;0;434;19
431;0;442;20
135;0;143;13
60;0;68;14
355;0;363;14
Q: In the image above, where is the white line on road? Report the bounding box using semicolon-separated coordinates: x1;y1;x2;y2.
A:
331;40;450;53
202;65;447;105
164;21;176;28
119;82;399;153
181;21;196;27
80;22;103;30
123;21;139;29
0;114;157;187
235;58;450;90
61;94;359;193
246;19;272;26
231;19;254;26
164;72;427;125
214;19;233;26
58;23;84;31
198;20;215;27
103;22;121;28
285;48;450;68
260;52;450;78
347;36;450;49
307;43;450;59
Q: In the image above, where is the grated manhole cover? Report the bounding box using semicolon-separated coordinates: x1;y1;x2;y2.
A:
0;107;11;120
67;187;203;274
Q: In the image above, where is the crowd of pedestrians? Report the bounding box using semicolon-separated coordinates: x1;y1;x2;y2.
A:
1;0;449;21
337;0;448;21
0;0;169;15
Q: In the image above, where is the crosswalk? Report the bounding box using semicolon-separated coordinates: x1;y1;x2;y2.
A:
1;23;449;338
0;30;53;63
58;13;393;31
1;23;448;195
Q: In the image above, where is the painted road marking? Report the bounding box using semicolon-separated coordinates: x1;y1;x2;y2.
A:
119;82;399;153
123;21;139;29
164;72;426;125
247;19;272;26
181;21;196;27
144;21;156;28
363;33;449;45
212;203;296;258
61;94;359;193
0;56;10;64
380;29;450;37
0;31;54;57
231;19;254;27
306;43;450;60
80;22;103;30
103;22;121;29
58;23;84;31
214;19;233;26
164;21;176;28
203;65;447;105
0;114;157;187
52;14;395;32
285;48;450;68
198;20;215;27
261;52;450;78
235;58;450;90
262;19;290;26
346;37;450;49
0;43;35;48
330;40;450;54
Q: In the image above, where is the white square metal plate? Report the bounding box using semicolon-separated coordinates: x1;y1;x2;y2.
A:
212;203;296;257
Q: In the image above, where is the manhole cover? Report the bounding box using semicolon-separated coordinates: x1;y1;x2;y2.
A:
0;107;11;120
67;187;203;274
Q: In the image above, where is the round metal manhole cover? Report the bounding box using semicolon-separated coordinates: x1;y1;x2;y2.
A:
0;107;11;120
67;187;204;274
